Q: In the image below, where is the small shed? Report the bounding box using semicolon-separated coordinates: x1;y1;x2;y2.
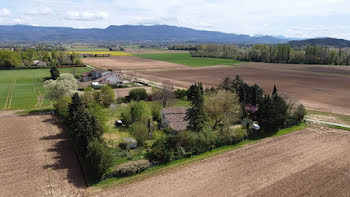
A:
122;137;137;149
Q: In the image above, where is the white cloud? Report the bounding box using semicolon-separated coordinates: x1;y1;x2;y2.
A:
0;8;11;16
25;7;53;16
64;11;108;21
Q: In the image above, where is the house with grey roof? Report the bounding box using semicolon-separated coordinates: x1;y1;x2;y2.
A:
161;107;189;131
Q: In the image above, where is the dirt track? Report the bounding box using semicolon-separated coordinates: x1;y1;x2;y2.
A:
138;63;350;115
0;114;86;197
95;128;350;197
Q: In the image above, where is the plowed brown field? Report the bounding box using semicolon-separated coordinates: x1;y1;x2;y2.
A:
95;128;350;197
83;56;187;71
0;114;86;197
138;62;350;115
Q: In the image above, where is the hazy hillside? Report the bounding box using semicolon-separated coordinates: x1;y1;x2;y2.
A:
288;37;350;47
0;25;290;44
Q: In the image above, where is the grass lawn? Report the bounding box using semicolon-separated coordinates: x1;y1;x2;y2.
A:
93;123;308;189
0;67;91;110
135;53;240;67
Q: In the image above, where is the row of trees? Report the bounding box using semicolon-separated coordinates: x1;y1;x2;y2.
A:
67;93;113;179
190;44;350;65
44;73;116;180
0;49;82;69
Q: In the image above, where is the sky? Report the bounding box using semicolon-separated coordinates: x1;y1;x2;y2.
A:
0;0;350;39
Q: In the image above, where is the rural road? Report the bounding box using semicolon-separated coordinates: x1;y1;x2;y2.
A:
305;118;350;129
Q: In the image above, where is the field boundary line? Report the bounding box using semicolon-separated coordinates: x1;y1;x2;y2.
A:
305;118;350;129
7;77;16;110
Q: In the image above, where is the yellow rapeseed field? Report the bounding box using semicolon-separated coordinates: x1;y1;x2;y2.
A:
69;51;132;56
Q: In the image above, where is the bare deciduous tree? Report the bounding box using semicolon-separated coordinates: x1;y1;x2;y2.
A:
280;93;299;115
154;80;175;107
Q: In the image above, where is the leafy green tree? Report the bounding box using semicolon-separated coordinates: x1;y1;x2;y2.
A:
185;83;207;132
98;85;115;107
204;90;241;132
50;66;60;80
130;101;152;123
0;50;22;69
127;88;148;102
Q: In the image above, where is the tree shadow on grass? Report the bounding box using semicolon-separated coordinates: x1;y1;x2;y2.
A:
39;115;87;188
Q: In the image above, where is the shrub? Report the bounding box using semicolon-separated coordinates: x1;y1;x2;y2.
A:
293;104;307;122
147;130;217;163
112;160;151;177
54;96;71;120
218;127;247;145
129;121;149;146
175;89;188;99
127;88;148;102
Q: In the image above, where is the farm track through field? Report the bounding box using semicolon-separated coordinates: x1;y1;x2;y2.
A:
32;71;45;108
3;76;16;110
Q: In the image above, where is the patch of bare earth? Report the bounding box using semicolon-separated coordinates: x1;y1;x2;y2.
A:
139;63;350;116
93;128;350;197
82;56;187;71
0;114;86;197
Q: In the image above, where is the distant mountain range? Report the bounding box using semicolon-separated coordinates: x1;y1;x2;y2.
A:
288;38;350;48
0;25;291;44
0;25;348;46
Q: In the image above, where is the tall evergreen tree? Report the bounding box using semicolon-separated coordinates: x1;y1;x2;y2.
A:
185;83;207;132
50;66;60;80
272;85;277;96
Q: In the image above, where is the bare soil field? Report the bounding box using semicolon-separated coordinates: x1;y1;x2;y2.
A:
139;63;350;115
113;87;153;98
0;114;86;197
94;127;350;197
83;56;187;71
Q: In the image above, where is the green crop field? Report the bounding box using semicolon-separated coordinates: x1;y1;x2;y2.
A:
135;53;240;67
0;67;91;110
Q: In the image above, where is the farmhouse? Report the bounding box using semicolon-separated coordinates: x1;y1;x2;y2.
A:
81;68;111;81
161;107;189;131
33;60;47;66
93;72;123;85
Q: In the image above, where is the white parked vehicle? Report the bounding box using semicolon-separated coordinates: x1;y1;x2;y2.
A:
252;124;260;131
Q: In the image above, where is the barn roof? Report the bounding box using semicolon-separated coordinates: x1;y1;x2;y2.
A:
162;107;189;131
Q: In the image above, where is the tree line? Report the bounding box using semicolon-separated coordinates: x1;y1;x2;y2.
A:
0;49;82;69
190;44;350;65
